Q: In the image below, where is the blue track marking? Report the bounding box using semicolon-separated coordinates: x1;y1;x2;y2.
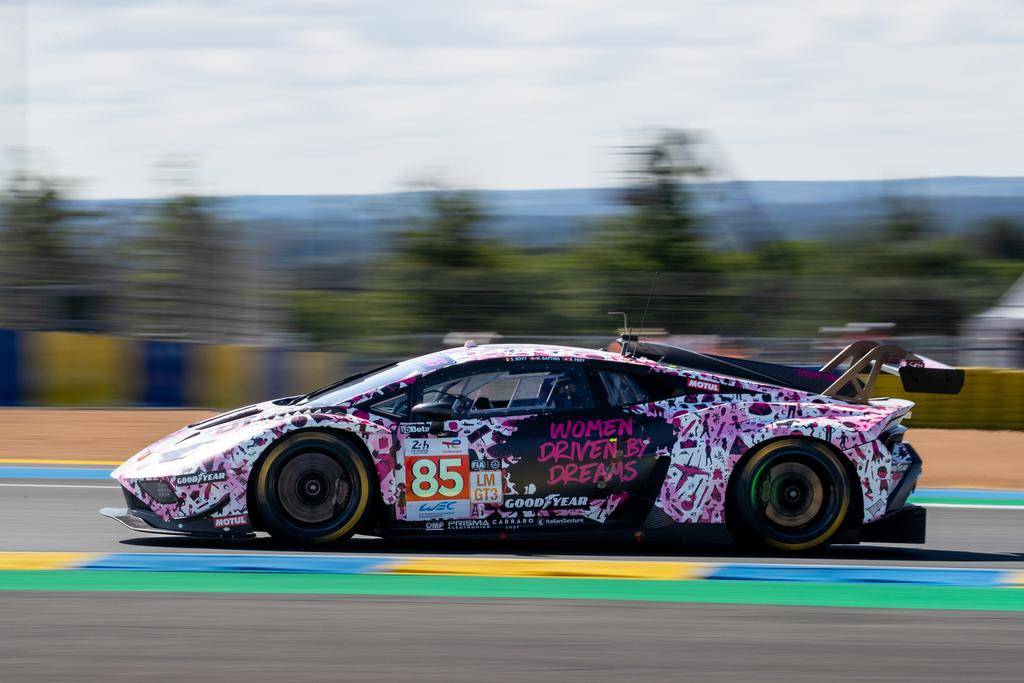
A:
8;553;1021;589
0;466;112;480
707;564;1011;587
82;553;402;574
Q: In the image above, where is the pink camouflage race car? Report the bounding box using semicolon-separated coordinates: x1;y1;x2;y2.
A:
102;337;964;552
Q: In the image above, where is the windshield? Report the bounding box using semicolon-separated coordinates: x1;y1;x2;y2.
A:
298;355;447;407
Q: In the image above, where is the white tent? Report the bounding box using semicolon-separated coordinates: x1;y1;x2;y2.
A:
962;274;1024;367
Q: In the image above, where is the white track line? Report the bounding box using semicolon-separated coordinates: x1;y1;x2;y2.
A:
920;502;1024;510
0;483;119;489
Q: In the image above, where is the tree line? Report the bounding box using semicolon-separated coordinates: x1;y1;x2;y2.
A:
2;131;1023;351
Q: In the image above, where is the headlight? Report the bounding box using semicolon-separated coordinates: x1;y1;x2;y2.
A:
138;479;178;504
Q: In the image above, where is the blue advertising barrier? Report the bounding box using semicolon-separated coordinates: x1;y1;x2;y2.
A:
142;340;186;407
0;330;18;405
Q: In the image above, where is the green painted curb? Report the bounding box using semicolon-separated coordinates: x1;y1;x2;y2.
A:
2;571;1024;611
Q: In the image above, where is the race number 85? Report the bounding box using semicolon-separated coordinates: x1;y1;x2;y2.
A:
406;455;468;501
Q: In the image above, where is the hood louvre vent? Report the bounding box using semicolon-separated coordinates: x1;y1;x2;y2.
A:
188;407;262;430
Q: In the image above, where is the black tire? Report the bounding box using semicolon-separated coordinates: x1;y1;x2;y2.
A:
729;438;852;552
254;432;372;545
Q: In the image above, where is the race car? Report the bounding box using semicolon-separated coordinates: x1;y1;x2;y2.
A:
101;338;964;552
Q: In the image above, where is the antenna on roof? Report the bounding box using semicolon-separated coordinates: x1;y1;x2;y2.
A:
608;311;629;356
636;271;659;346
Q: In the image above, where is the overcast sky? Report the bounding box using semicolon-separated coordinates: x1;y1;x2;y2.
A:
1;0;1022;198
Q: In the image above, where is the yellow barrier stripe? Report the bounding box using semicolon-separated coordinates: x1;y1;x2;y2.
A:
1007;571;1024;588
0;459;123;466
389;558;705;580
874;368;1024;430
0;552;98;571
26;332;138;406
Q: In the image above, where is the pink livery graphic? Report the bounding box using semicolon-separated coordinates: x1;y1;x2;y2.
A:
102;337;963;553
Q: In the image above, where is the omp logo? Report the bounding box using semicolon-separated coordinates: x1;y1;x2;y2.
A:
503;494;588;510
425;521;444;531
174;470;228;487
686;378;720;393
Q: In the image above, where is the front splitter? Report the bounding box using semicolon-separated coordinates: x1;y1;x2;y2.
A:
99;507;256;539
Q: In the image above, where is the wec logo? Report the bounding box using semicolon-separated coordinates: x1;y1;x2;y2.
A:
419;501;458;513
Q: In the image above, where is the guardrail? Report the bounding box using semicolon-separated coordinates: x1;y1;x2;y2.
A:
0;330;1019;429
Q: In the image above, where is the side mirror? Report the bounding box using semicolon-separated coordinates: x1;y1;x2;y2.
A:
410;401;454;421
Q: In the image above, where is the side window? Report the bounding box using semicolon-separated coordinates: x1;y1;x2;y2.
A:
596;370;652;406
367;391;408;418
420;364;592;417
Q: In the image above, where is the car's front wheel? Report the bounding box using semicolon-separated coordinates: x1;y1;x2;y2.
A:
254;432;372;545
729;438;852;552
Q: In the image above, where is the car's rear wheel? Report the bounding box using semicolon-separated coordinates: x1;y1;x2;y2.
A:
254;432;372;545
729;438;851;552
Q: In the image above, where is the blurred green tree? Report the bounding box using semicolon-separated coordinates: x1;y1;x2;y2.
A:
127;194;277;341
0;173;101;328
619;129;712;271
559;130;722;336
378;187;534;335
974;217;1024;260
880;195;935;242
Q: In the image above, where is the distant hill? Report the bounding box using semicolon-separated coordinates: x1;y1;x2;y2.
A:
75;177;1024;264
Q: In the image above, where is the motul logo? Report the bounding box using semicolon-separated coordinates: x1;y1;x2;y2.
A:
212;514;247;528
687;378;720;393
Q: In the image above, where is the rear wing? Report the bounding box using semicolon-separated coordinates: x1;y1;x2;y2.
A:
820;340;965;403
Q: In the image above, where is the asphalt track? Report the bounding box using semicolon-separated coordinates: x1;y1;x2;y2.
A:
4;476;1024;565
3;475;1024;681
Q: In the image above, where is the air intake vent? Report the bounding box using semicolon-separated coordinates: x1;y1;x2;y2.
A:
188;407;262;430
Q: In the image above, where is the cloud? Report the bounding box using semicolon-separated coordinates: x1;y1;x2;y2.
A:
13;0;1024;197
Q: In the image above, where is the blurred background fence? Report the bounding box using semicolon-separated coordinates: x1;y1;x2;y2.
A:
2;328;1024;430
0;330;342;408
